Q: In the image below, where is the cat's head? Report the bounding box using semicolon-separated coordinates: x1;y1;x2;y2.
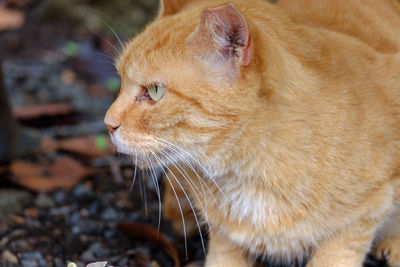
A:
105;0;260;170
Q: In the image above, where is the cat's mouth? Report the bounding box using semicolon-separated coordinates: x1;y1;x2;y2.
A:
115;145;166;169
110;132;184;170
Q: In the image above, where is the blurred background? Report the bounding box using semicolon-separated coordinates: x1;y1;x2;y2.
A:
0;1;389;267
0;1;207;267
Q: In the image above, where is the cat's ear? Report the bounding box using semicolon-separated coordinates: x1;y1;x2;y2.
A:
188;3;253;74
159;0;191;16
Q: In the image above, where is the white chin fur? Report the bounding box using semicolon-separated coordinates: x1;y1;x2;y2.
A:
110;132;134;156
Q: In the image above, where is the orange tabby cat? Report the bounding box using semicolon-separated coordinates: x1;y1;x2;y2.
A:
104;0;400;266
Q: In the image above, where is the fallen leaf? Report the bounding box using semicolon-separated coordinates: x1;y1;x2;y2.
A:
13;103;73;120
118;223;180;267
55;135;115;158
0;6;24;31
10;157;90;192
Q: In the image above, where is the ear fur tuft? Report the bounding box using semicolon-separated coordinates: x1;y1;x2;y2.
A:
188;3;253;83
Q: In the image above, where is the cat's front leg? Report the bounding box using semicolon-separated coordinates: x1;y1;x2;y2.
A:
205;229;253;267
307;221;377;267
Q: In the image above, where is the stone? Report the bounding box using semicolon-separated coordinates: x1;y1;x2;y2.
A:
2;250;18;264
34;193;55;209
0;189;32;222
81;242;111;262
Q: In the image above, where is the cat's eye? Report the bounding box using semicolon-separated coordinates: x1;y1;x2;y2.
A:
147;83;166;102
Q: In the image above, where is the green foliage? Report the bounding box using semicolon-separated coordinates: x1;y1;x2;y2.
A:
63;41;80;57
106;77;121;92
95;134;108;151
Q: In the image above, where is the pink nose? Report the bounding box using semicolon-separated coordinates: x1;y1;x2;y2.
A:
105;121;121;134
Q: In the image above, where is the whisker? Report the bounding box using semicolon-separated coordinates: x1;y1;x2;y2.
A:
149;143;211;229
142;174;149;217
96;15;125;50
129;154;138;192
138;168;146;214
79;22;120;57
144;152;162;232
158;138;228;201
150;150;207;256
150;153;189;258
90;51;115;61
157;140;220;206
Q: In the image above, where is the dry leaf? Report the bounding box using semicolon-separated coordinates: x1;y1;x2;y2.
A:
118;223;180;267
0;6;24;31
13;103;73;120
10;157;90;192
56;135;115;158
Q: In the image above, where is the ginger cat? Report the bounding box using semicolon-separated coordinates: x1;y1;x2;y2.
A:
104;0;400;266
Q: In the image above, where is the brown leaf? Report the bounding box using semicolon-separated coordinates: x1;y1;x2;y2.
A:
0;6;24;31
118;223;180;267
55;135;115;158
13;103;73;120
10;157;90;192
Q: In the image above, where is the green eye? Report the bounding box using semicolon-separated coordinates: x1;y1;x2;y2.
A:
147;83;166;102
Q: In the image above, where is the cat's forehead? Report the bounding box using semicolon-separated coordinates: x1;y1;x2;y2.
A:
116;16;197;83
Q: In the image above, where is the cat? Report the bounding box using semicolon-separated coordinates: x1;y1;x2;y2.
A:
104;0;400;266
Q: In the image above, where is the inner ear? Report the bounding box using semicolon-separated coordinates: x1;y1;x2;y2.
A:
159;0;192;16
189;3;252;66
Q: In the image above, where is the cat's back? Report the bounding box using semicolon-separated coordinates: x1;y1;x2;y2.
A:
276;0;400;54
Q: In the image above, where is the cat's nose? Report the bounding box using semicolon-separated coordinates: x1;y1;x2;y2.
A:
105;120;121;134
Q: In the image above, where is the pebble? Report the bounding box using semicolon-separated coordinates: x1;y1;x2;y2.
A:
72;219;104;235
34;193;55;209
73;185;93;198
101;207;118;221
2;250;18;264
127;212;140;222
53;192;67;204
50;206;72;216
53;258;64;267
0;189;32;222
21;252;47;267
68;212;81;225
88;202;99;215
13;239;30;251
104;229;116;239
80;242;111;262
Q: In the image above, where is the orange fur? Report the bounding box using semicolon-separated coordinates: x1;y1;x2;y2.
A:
105;0;400;266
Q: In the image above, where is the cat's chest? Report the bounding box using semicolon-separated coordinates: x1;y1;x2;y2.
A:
202;183;318;261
